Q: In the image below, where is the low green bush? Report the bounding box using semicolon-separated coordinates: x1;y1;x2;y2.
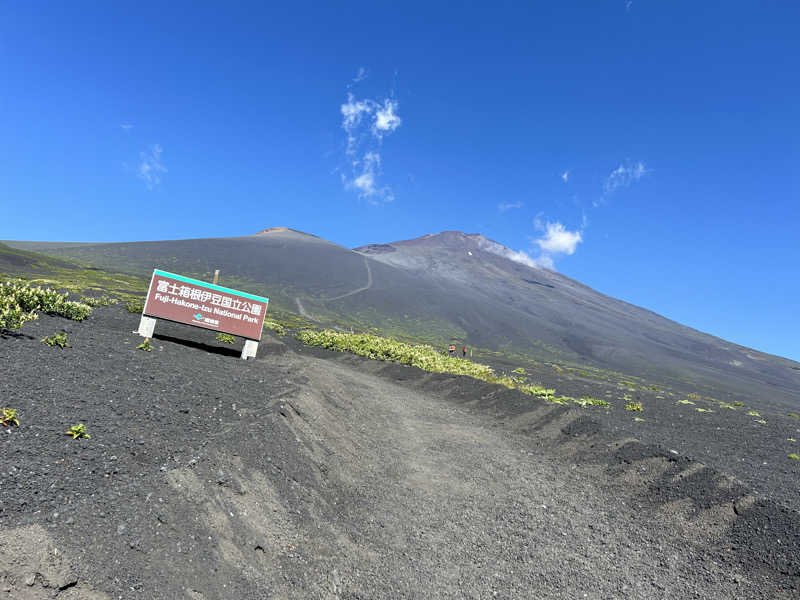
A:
80;295;118;307
625;401;643;412
126;298;144;313
0;280;91;329
297;329;567;403
41;332;69;348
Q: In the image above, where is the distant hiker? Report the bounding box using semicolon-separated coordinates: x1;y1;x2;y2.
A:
449;344;456;357
462;346;467;358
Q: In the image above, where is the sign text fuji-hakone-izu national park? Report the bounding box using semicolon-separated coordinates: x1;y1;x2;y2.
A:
142;270;269;340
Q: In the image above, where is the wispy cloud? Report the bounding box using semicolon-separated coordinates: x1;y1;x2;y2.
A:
120;123;133;132
498;201;523;212
138;144;166;189
561;170;569;183
603;160;648;196
340;85;402;203
352;67;368;83
476;238;540;270
625;1;633;12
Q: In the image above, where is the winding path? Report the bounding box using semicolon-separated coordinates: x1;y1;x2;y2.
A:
326;256;373;301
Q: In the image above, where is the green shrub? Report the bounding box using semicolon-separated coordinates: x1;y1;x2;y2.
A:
512;367;527;375
41;332;69;348
1;408;19;427
80;295;118;307
695;408;713;413
633;417;646;422
216;333;236;344
263;320;287;336
625;401;643;412
136;338;152;352
747;411;760;417
126;298;144;313
677;399;695;405
789;413;799;420
788;453;799;461
0;280;91;329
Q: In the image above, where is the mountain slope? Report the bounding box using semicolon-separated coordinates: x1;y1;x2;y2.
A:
5;229;799;407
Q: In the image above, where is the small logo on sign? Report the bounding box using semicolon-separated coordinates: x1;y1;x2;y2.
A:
194;313;203;320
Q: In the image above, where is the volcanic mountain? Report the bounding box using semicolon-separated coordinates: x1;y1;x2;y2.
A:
5;229;799;408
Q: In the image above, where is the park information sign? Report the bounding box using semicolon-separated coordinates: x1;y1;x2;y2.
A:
137;269;269;359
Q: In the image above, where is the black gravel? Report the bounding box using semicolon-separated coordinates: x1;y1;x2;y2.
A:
1;305;798;598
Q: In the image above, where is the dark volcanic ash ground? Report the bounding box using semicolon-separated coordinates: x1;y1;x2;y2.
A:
1;305;799;599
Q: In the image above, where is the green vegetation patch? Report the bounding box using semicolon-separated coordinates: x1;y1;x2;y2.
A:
677;399;695;405
80;295;118;307
126;298;144;314
625;401;643;412
65;424;90;439
0;279;91;329
296;329;583;406
633;417;646;422
747;411;761;417
1;408;20;427
136;338;152;352
574;397;611;407
788;454;799;461
789;413;799;420
695;408;713;413
216;333;236;344
41;331;69;348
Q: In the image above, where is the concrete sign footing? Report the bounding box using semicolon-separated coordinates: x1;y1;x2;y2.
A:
241;340;258;360
137;315;156;338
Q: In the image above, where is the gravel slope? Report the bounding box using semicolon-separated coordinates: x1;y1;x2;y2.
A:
1;306;798;598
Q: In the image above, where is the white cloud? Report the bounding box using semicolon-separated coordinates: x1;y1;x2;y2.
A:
561;170;569;183
534;221;582;255
353;67;368;83
138;144;166;189
339;86;401;203
373;99;401;136
498;201;523;212
603;160;647;195
120;123;133;132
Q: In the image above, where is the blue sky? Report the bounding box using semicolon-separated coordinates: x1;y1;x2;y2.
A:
1;1;798;361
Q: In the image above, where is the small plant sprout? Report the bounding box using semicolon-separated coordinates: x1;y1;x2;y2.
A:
512;367;527;375
746;411;761;417
754;419;767;425
717;401;737;410
633;417;646;422
732;401;744;406
625;401;643;412
66;424;90;439
788;438;797;443
136;338;152;352
788;454;799;461
789;413;799;420
216;333;236;344
678;399;695;405
1;408;20;427
41;332;69;348
696;408;713;413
